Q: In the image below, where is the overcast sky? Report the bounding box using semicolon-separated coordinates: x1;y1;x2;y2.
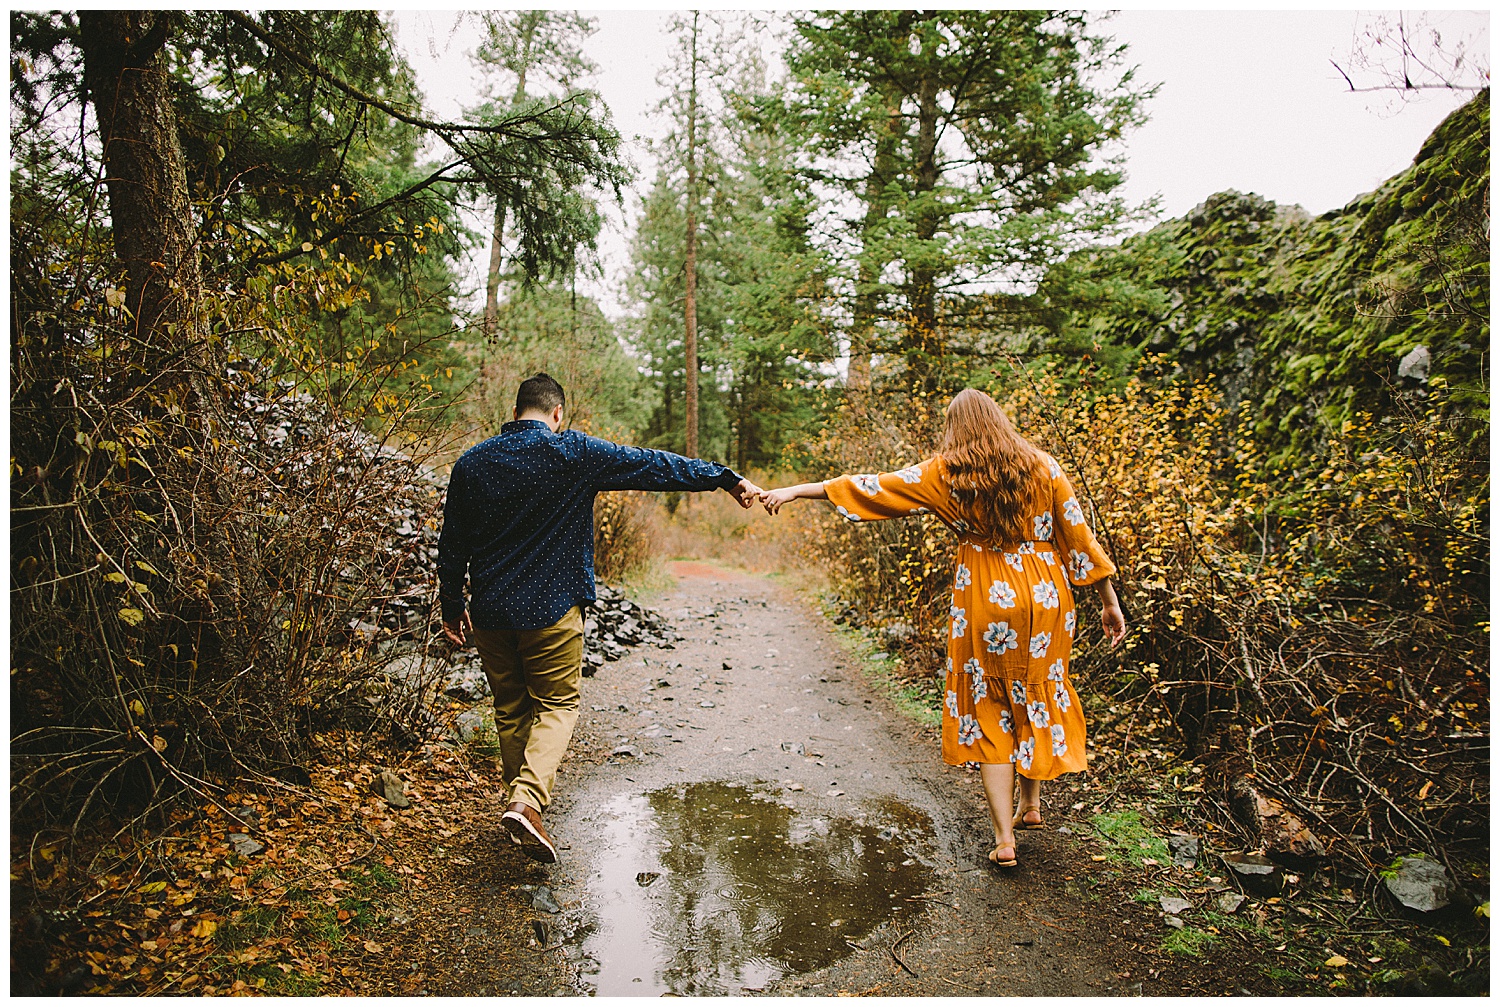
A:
391;8;1489;319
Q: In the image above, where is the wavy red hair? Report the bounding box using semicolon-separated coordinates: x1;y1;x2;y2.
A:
939;388;1049;544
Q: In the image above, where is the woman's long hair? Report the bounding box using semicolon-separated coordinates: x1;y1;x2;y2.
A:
940;388;1049;544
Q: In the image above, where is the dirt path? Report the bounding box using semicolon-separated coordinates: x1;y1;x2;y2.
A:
361;561;1270;996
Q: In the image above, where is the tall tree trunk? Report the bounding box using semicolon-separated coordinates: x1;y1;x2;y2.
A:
481;24;535;341
849;94;903;390
482;204;505;338
682;12;701;458
908;59;943;388
79;11;204;352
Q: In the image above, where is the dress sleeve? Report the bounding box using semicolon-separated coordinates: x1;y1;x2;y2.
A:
822;457;947;523
1047;455;1117;587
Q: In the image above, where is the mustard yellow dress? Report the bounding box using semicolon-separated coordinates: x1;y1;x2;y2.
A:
824;454;1116;779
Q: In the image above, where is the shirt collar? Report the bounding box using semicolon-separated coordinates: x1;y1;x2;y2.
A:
501;419;553;435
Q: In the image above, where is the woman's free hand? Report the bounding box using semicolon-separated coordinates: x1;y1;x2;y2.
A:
1101;601;1127;648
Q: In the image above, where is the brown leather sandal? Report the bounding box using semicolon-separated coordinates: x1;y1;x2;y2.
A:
1014;808;1045;830
989;844;1018;868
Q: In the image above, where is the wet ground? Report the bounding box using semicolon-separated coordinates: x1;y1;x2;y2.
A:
533;561;1121;996
362;561;1225;996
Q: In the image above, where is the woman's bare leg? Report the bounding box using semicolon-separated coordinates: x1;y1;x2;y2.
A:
1014;774;1042;826
980;763;1017;855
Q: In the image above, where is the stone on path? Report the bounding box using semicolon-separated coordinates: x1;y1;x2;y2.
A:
228;833;265;857
1216;892;1247;914
1383;853;1454;912
1168;833;1199;868
372;768;411;808
1159;895;1193;916
1220;852;1283;894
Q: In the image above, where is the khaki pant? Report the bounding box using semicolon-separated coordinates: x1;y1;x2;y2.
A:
472;606;584;813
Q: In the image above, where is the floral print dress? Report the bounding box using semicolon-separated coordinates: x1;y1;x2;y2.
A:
823;454;1116;780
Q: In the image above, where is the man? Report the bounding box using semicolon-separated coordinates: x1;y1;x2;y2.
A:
437;373;762;863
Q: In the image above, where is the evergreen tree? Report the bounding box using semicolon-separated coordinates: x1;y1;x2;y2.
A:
773;10;1153;389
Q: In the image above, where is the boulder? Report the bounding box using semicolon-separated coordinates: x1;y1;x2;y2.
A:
1168;833;1200;868
443;666;490;702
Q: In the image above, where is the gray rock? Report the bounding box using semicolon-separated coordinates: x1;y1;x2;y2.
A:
1163;915;1186;929
1220;852;1283;895
1216;892;1247;914
636;872;661;887
452;707;490;745
530;886;562;914
372;769;410;809
1398;345;1431;381
228;833;265;857
781;741;805;755
883;622;914;644
1169;833;1200;868
610;744;642;759
1159;895;1193;916
443;666;490;702
698;700;716;709
386;908;414;926
1383;853;1453;912
381;653;437;689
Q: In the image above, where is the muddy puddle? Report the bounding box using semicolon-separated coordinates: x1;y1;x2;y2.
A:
570;782;940;996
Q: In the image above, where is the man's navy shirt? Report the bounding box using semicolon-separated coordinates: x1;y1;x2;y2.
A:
437;420;741;630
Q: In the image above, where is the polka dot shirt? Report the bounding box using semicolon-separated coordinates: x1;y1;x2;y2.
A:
437;420;741;630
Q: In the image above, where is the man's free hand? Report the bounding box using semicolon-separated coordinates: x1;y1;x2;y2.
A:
443;611;474;648
727;477;764;510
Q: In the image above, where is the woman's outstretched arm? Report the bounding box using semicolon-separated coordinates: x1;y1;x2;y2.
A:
761;481;827;515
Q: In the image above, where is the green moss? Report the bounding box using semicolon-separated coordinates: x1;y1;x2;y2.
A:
1163;925;1217;957
1090;808;1170;866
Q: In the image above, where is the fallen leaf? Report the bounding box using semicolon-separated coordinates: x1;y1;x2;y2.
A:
1435;935;1451;946
1091;854;1107;861
363;941;383;954
1417;780;1435;800
190;918;217;939
1325;954;1348;967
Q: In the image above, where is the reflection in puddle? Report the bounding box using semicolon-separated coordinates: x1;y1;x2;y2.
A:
579;782;939;996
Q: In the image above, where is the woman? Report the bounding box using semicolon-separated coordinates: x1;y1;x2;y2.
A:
761;389;1126;868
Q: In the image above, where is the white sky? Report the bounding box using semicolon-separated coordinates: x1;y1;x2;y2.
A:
390;9;1489;319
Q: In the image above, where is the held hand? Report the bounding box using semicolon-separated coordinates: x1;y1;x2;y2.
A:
761;486;801;516
728;478;764;510
1101;602;1127;649
443;611;473;648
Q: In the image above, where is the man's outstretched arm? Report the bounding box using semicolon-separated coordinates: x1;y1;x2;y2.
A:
590;437;762;506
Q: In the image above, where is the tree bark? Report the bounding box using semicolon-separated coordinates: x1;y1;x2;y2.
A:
79;10;204;351
848;93;903;390
482;204;505;338
682;12;701;458
907;59;943;387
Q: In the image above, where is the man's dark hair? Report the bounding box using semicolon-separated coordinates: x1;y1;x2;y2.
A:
515;372;565;416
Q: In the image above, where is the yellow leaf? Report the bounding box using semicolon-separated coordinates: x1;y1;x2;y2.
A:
137;881;168;895
363;941;383;953
1434;935;1450;946
152;735;168;753
105;572;128;584
301;242;314;252
1477;902;1490;918
135;561;161;577
118;607;145;626
129;699;146;718
1324;954;1348;967
190;918;217;939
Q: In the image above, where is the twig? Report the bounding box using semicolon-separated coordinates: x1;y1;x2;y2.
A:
889;929;918;977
